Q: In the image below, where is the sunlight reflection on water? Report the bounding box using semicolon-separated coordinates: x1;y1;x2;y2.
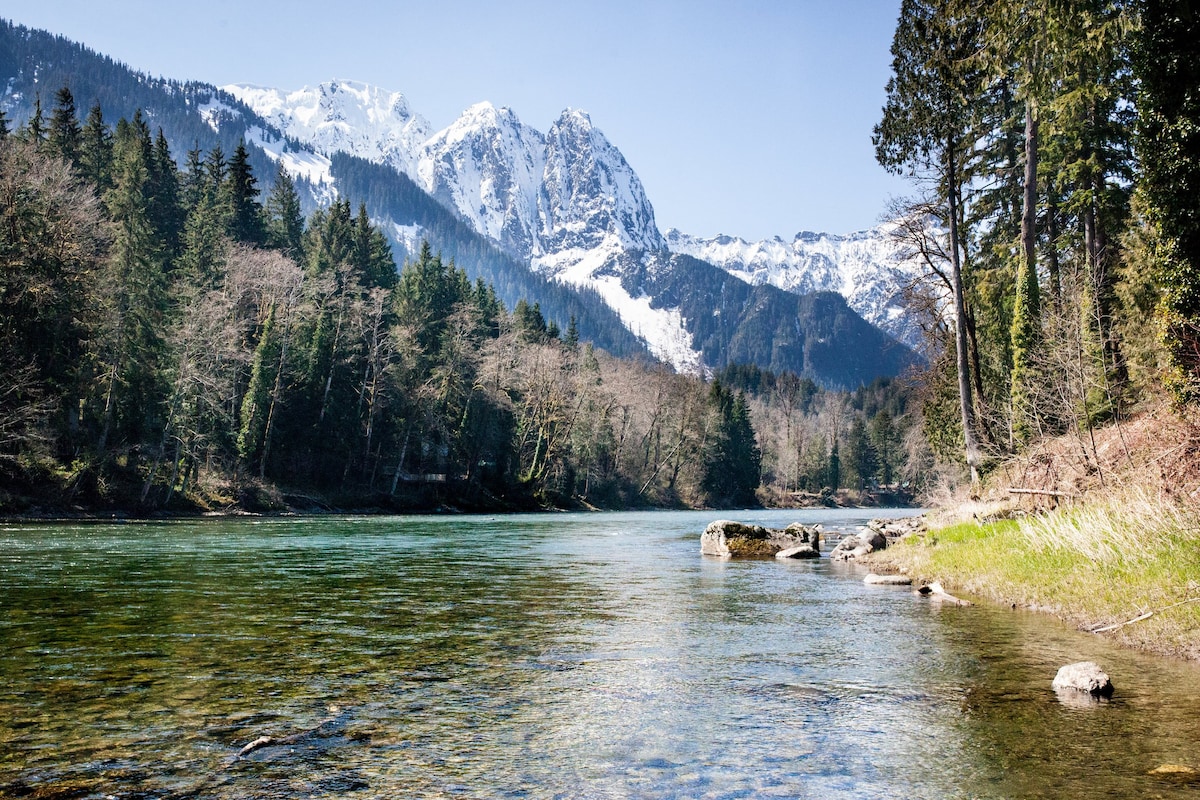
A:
2;509;1200;798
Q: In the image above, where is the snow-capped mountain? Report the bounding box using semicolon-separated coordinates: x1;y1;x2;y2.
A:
419;102;546;259
665;227;923;348
537;109;665;257
225;79;918;378
231;81;432;178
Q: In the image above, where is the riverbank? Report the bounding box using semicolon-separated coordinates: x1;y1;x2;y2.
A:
867;406;1200;660
0;459;917;520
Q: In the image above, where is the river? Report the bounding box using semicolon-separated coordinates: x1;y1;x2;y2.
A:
2;509;1199;798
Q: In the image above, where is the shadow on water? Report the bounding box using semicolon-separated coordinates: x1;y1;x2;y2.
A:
1;509;1199;799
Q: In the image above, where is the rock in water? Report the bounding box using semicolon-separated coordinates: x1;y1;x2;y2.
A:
1052;661;1114;698
701;520;820;559
775;544;819;560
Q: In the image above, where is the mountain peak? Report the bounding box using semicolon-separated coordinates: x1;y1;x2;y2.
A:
226;80;432;176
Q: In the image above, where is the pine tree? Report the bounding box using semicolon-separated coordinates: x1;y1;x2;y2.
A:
93;116;169;457
78;104;113;193
701;382;761;507
264;164;305;260
869;409;902;486
827;439;841;491
565;315;580;348
875;0;987;481
47;86;81;166
23;93;46;146
180;146;206;214
148;129;183;259
845;416;878;490
225;141;264;244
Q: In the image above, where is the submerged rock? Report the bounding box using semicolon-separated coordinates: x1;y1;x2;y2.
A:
1148;764;1200;784
916;581;972;606
1052;661;1114;699
701;520;820;559
864;573;912;585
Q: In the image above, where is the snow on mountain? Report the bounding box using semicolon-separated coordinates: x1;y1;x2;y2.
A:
535;240;704;373
665;226;924;348
228;78;917;369
536;109;665;257
418;101;546;259
227;81;432;177
242;125;336;199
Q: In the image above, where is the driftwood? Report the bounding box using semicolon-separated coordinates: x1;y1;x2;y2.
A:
230;714;343;762
1090;597;1200;634
161;712;349;799
917;581;972;606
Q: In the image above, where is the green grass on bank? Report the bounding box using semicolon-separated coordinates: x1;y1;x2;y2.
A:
869;494;1200;660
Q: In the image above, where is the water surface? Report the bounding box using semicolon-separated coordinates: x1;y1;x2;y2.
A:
2;509;1199;798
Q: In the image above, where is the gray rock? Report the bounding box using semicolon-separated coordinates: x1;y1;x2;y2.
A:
864;573;912;585
783;522;821;548
868;517;927;542
828;534;865;561
775;544;820;560
829;526;890;562
701;520;820;559
1052;661;1114;698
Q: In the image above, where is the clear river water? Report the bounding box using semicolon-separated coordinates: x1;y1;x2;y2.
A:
3;509;1200;799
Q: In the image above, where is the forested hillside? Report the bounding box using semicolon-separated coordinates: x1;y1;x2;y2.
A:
0;92;931;513
0;19;660;364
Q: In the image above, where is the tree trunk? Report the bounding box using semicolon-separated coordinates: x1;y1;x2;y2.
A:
1011;100;1042;443
947;137;981;483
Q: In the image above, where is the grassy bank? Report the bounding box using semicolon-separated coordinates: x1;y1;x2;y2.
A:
870;493;1200;659
869;407;1200;661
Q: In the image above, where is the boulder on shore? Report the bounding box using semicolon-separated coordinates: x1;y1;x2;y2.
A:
1052;661;1114;699
867;516;927;542
701;520;821;559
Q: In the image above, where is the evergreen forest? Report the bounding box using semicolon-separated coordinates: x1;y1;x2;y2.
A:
871;0;1200;487
0;93;917;514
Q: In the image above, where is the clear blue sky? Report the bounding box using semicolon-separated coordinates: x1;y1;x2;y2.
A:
4;0;908;239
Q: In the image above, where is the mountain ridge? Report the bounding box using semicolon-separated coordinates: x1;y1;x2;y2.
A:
0;18;919;386
227;78;921;377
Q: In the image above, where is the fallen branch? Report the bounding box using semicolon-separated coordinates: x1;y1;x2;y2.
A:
1007;488;1078;498
1091;597;1200;634
160;711;351;800
917;581;972;606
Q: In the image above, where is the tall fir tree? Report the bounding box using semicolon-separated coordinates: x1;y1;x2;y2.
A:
875;0;988;481
78;104;113;193
1135;0;1200;404
264;164;305;261
225;141;264;244
93;116;169;457
47;86;82;166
